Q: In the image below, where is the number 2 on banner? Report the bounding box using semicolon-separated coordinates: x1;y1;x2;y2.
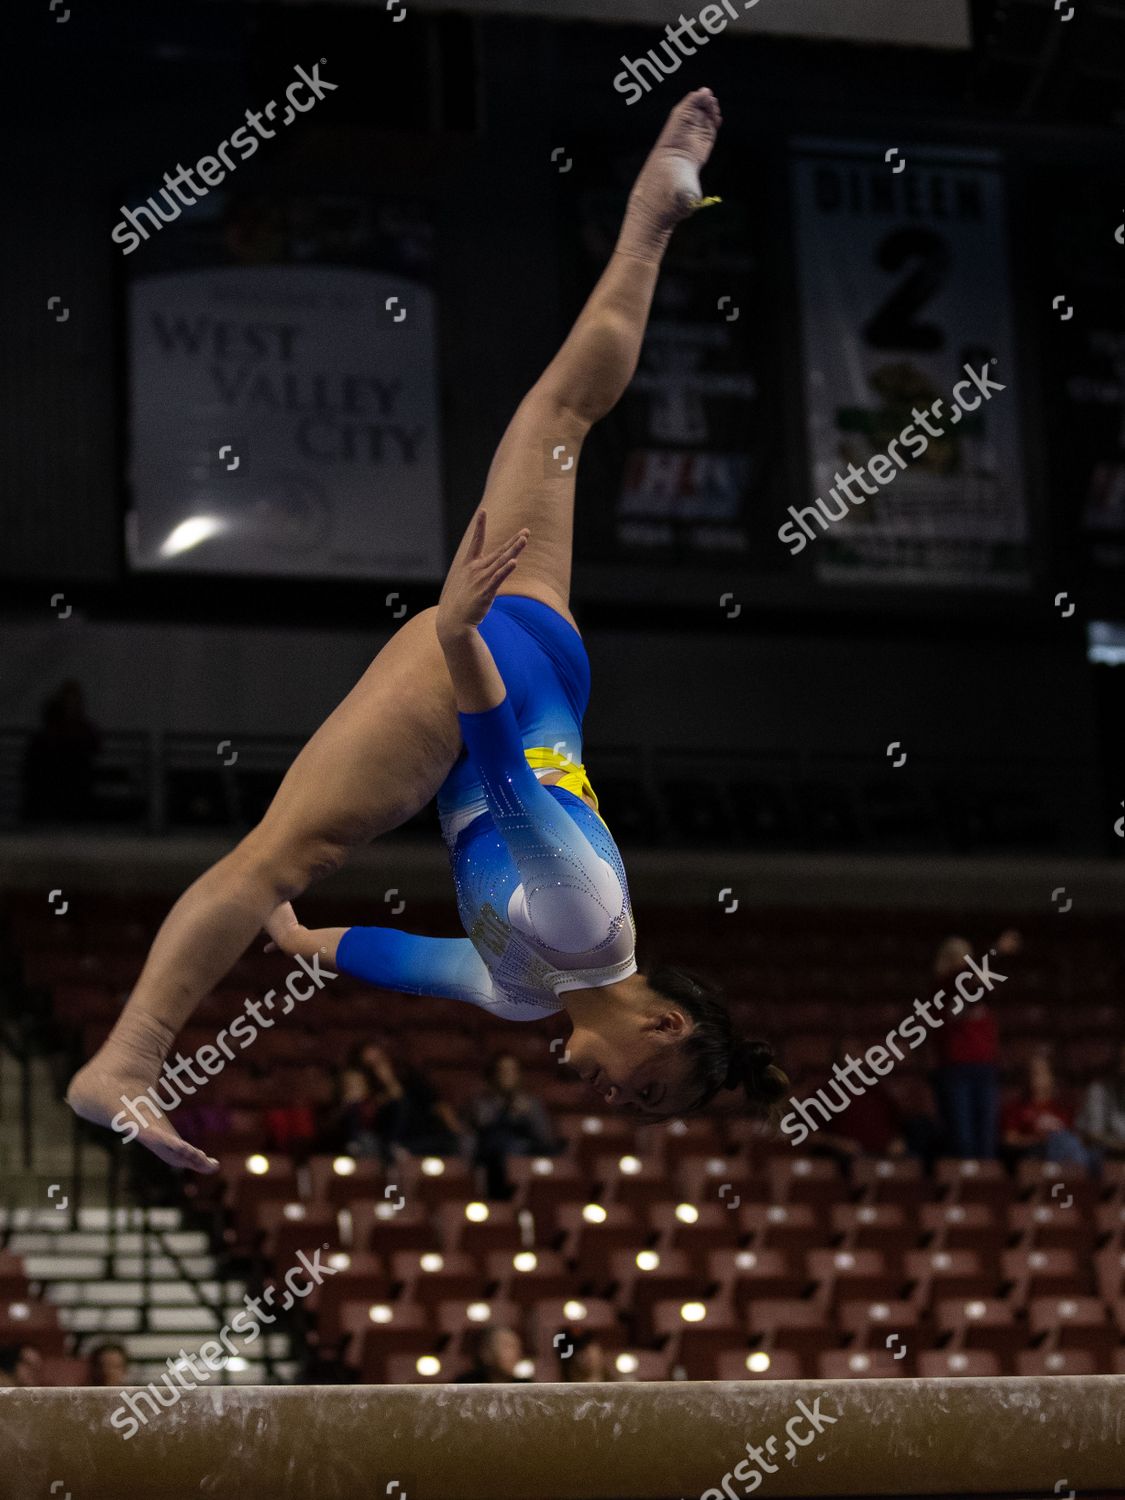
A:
863;227;950;351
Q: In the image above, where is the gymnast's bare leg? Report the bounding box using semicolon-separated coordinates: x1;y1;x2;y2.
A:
67;87;722;1172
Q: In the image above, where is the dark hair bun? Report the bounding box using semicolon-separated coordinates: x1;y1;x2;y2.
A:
725;1038;789;1112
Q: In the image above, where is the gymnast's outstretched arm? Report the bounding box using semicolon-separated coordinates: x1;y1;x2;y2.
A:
265;902;497;1010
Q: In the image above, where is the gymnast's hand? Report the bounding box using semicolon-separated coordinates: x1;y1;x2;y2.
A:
436;509;529;640
263;901;345;965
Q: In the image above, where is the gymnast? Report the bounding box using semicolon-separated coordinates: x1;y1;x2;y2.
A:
68;87;787;1174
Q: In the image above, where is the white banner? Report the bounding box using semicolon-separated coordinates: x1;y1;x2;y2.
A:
127;264;444;579
791;140;1029;589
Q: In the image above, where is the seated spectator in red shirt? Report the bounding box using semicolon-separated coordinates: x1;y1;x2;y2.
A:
810;1039;941;1167
1002;1052;1095;1170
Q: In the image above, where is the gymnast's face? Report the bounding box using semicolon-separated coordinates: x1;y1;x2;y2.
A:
567;989;697;1117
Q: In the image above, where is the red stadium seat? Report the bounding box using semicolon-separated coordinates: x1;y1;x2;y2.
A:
383;1350;455;1384
650;1118;725;1161
933;1297;1022;1360
768;1156;849;1207
917;1349;1002;1378
594;1153;673;1211
1027;1295;1115;1360
934;1158;1013;1206
1007;1203;1098;1253
806;1248;897;1306
0;1254;30;1302
353;1200;440;1255
607;1247;707;1343
313;1258;396;1343
644;1200;740;1252
674;1154;770;1206
337;1299;434;1382
817;1348;913;1379
829;1202;917;1263
530;1296;621;1355
1014;1159;1097;1209
706;1248;806;1310
437;1202;526;1256
1093;1248;1125;1304
487;1248;575;1306
556;1202;649;1275
849;1156;930;1206
436;1297;523;1340
744;1297;836;1351
714;1349;803;1381
554;1113;641;1174
738;1202;827;1255
502;1156;589;1229
0;1302;66;1358
1000;1248;1090;1304
918;1203;1008;1255
836;1298;923;1351
391;1249;487;1307
652;1297;741;1380
903;1249;997;1308
1016;1348;1103;1377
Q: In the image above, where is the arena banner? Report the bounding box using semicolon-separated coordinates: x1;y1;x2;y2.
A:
1035;167;1125;611
125;194;444;580
573;147;772;568
790;140;1030;589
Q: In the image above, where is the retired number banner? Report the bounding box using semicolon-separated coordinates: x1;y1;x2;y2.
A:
790;140;1029;589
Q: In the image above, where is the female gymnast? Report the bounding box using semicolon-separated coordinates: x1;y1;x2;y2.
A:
67;87;787;1174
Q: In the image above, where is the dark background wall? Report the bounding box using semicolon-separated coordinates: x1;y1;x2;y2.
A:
3;1;1123;852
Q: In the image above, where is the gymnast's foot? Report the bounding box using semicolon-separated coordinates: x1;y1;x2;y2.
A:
616;87;723;263
66;1015;220;1175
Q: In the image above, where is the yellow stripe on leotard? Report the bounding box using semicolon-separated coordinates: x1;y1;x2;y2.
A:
524;746;608;830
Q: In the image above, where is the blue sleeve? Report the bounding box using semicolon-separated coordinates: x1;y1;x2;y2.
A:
335;926;495;1009
458;696;624;954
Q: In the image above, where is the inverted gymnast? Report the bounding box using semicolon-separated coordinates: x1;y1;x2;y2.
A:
68;88;788;1174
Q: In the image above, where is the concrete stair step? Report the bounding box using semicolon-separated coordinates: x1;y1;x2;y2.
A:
45;1279;245;1307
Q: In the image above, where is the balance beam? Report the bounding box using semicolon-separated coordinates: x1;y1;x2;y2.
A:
3;1377;1123;1499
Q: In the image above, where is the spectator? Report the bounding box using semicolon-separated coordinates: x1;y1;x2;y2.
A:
357;1043;462;1161
0;1343;43;1386
1078;1043;1125;1158
87;1341;130;1386
464;1053;559;1199
808;1039;942;1168
1002;1052;1095;1169
454;1324;531;1384
320;1064;384;1158
930;930;1021;1159
21;678;102;823
560;1333;612;1382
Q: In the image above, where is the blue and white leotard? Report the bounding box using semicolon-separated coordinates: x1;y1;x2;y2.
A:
335;596;637;1021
